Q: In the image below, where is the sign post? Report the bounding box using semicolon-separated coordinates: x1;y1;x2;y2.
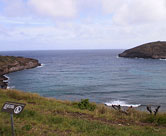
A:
1;101;26;136
10;114;15;136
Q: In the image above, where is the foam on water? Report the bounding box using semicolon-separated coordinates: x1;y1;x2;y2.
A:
2;75;10;82
105;100;141;108
7;86;15;89
4;75;10;80
37;63;45;68
159;59;166;61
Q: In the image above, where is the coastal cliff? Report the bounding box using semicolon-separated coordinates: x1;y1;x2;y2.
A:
119;41;166;59
0;56;41;89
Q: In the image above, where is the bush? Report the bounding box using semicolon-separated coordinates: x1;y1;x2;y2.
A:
156;115;166;125
143;114;166;126
143;115;156;123
78;99;96;111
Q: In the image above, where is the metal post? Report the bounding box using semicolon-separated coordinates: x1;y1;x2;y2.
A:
10;114;15;136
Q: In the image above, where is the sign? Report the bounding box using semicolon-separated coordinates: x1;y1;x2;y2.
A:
1;101;26;115
1;101;26;136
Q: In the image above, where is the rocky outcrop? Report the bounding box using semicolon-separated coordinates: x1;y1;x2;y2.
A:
0;56;41;89
119;41;166;59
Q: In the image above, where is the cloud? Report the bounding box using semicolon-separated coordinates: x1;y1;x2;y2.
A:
102;0;125;14
0;0;78;19
0;0;166;50
1;0;166;23
102;0;166;25
1;15;166;50
0;16;48;25
1;0;28;17
28;0;77;18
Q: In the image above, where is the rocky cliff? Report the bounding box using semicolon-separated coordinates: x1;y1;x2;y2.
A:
119;41;166;59
0;56;41;89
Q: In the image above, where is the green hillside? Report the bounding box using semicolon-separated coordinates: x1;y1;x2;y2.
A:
0;89;166;136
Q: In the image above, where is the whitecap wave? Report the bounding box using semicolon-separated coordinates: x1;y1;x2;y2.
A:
159;59;166;61
7;86;15;89
4;75;10;79
105;100;141;108
37;63;45;68
3;75;10;82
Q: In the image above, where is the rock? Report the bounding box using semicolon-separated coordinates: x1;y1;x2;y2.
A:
0;75;8;81
0;55;41;89
0;75;8;89
119;41;166;59
0;81;8;89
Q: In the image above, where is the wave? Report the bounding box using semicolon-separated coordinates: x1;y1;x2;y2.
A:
37;63;45;68
3;75;10;82
4;75;10;80
105;100;141;108
7;86;15;89
159;59;166;61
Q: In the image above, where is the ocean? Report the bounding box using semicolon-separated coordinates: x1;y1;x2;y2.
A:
1;50;166;111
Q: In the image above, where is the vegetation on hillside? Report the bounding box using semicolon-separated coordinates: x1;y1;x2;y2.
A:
0;56;17;67
0;89;166;136
0;56;39;68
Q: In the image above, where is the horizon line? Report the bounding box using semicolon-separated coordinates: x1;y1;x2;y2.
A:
0;48;126;52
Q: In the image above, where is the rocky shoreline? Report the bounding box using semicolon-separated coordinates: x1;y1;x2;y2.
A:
0;56;41;89
0;75;8;89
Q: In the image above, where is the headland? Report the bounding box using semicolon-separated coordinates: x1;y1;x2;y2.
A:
0;55;41;89
119;41;166;59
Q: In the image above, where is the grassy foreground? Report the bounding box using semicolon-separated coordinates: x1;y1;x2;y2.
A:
0;89;166;136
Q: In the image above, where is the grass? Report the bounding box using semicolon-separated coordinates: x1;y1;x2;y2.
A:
0;89;166;136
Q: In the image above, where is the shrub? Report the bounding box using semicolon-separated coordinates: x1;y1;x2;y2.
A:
143;115;156;123
143;114;166;126
78;99;96;111
156;115;166;125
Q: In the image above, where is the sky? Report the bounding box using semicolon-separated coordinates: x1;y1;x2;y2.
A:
0;0;166;51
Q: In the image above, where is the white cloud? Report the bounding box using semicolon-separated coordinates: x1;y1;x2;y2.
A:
77;0;100;11
1;15;166;50
28;0;77;18
0;16;48;25
1;0;28;17
102;0;125;14
102;0;166;25
0;0;166;50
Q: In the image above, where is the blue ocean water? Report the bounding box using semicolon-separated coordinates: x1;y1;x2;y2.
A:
1;50;166;110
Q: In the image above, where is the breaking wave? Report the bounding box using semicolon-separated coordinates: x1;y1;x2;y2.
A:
105;100;141;108
7;86;15;89
37;63;45;68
